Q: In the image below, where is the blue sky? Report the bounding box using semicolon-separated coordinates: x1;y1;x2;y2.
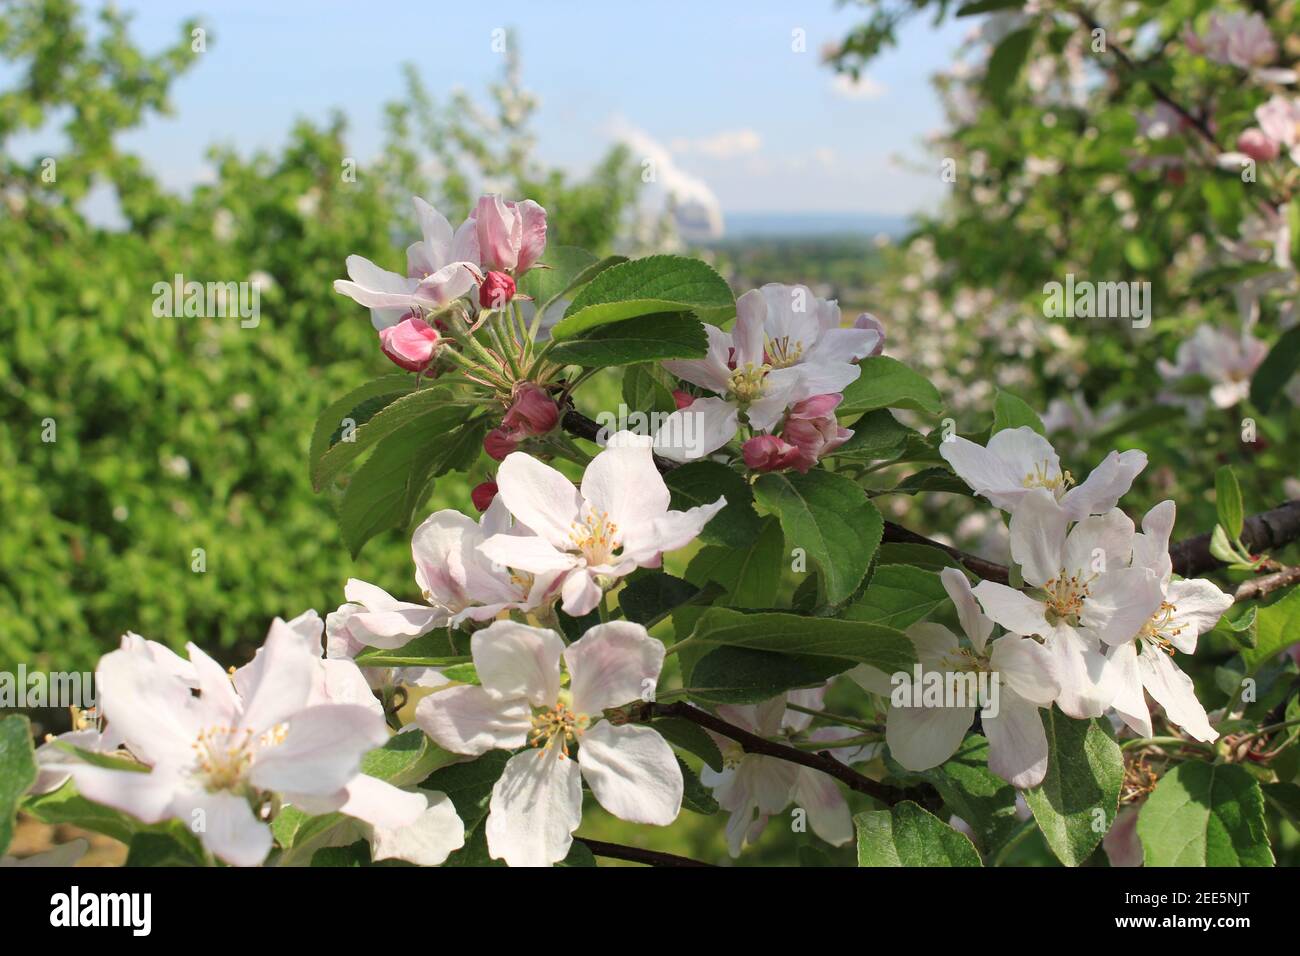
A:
23;1;971;223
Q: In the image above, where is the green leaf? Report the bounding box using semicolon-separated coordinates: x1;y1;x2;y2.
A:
312;385;461;491
982;27;1035;111
1123;235;1157;271
547;313;707;366
553;255;734;339
689;608;915;673
1241;585;1300;672
1209;524;1241;565
308;375;413;483
991;389;1045;435
876;542;964;572
619;572;700;627
837;356;943;417
360;730;458;786
666;460;763;548
125;829;207;867
652;717;724;772
1022;709;1123;867
855;801;982;866
1137;762;1273;866
337;405;472;556
677;756;719;815
516;245;599;317
835;409;920;461
687;646;856;705
1215;465;1245;540
1263;782;1300;828
1249;325;1300;413
897;735;1021;856
353;630;465;668
957;0;1025;14
684;517;784;608
621;363;677;414
889;467;975;497
0;715;37;855
753;470;883;605
844;565;950;629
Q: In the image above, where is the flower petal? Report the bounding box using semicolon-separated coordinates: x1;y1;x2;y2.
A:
250;704;388;797
1137;643;1218;742
885;701;973;772
982;691;1050;788
486;747;583;867
1106;640;1152;738
494;452;583;547
414;685;530;756
370;790;466;866
564;621;664;715
471;620;565;706
577;721;683;825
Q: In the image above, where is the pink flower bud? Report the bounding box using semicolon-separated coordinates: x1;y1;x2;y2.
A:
853;313;886;357
378;315;440;372
1237;127;1280;162
503;383;560;437
781;394;852;472
471;480;499;512
672;390;695;410
483;426;521;462
478;270;517;310
742;434;804;473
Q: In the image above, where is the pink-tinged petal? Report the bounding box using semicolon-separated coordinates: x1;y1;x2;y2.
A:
337;774;427;830
940;567;993;652
1008;489;1068;587
118;632;199;686
414;685;531;756
972;581;1054;639
172;789;272;867
494;452;582;547
370;791;466;866
982;691;1050;789
793;768;853;846
1083;566;1165;647
986;427;1061;482
560;569;604;617
906;621;963;667
806;326;879;364
315;658;383;714
1106;641;1152;738
1044;629;1118;719
337;579;444;648
885;702;974;772
847;663;894;697
578;722;682;825
250;704;388;797
486;747;583;867
451;217;479;265
1103;803;1144;868
581;439;669;532
1063;508;1136;576
477;532;576;577
515;200;548;273
1164;578;1233;653
652;397;739;462
790;360;861;399
565;621;665;715
66;764;179;825
95;648;200;767
236;620;318;734
1059;449;1147;520
186;642;242;725
413;261;480;306
1137;644;1218;742
471;620;564;706
632;497;726;563
663;325;737;396
733;290;768;368
782;686;828;734
473;195;521;272
989;635;1060;705
412;196;453;263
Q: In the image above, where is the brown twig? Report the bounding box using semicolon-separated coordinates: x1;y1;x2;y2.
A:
575;838;714;868
634;700;909;806
1234;564;1300;603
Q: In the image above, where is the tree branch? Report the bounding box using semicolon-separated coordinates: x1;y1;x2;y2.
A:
1233;563;1300;603
575;838;714;867
633;700;909;806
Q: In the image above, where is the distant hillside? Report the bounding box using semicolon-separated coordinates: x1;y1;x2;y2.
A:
709;211;913;240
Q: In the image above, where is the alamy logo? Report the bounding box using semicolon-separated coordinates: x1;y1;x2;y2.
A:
1042;273;1151;328
0;667;96;709
49;886;152;936
151;273;261;328
594;403;705;458
890;666;1000;718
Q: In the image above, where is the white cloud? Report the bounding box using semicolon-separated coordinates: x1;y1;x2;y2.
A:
609;117;724;239
668;128;762;160
830;73;887;100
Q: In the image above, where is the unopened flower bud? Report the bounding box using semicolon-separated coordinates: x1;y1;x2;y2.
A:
479;270;517;310
503;383;560;436
471;480;499;512
378;315;440;372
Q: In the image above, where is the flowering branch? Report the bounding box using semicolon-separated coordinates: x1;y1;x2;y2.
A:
575;838;715;868
631;700;914;807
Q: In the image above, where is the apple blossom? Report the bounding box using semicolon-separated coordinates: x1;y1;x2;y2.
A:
478;433;725;616
1156;324;1268;409
502;382;560;436
851;568;1059;787
377;314;441;373
334;196;482;329
1255;95;1300;164
415;620;682;866
780;393;853;471
699;686;871;856
461;194;548;275
742;433;803;472
659;284;876;461
1186;12;1276;70
67;620;430;866
971;492;1163;719
1103;501;1233;743
939;426;1147;520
